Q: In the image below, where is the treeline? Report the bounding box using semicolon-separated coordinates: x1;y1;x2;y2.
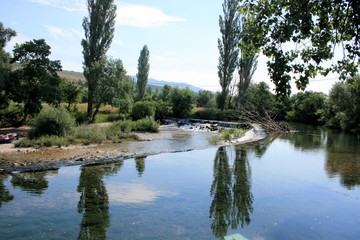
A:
195;77;360;134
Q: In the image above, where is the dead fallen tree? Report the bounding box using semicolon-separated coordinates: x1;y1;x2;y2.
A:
239;108;289;133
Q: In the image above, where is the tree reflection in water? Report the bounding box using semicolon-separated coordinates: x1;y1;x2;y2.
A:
10;170;58;195
210;146;232;238
325;131;360;189
209;145;254;238
77;161;123;240
135;156;146;177
232;145;253;229
0;175;14;208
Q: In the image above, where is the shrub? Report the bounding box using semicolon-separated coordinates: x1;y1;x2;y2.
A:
71;125;107;145
109;120;134;133
106;113;123;122
72;110;88;125
131;101;156;120
30;107;75;138
15;136;70;148
133;117;159;132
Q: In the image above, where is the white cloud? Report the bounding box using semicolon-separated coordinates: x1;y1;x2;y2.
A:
116;4;187;28
46;25;74;40
71;29;84;39
28;0;85;12
107;183;177;205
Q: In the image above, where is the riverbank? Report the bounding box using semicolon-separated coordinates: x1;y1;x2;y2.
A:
0;124;266;173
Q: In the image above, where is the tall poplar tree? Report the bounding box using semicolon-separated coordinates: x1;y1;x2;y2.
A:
237;15;258;106
217;0;241;110
136;45;150;101
82;0;116;121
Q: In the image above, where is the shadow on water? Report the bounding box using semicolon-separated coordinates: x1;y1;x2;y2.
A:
77;160;124;240
209;138;274;238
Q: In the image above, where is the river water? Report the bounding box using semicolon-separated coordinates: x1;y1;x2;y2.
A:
0;125;359;239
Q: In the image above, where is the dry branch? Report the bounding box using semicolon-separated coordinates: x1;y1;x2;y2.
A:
240;108;289;133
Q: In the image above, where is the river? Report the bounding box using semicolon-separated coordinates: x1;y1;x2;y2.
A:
0;124;359;239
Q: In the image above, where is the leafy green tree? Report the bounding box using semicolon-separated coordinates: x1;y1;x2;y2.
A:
0;101;24;127
170;87;194;118
239;0;360;97
0;22;16;48
154;100;172;122
82;0;116;121
196;90;216;108
237;13;258;105
218;0;241;110
102;58;133;116
114;75;134;116
239;81;276;115
0;22;16;109
161;84;172;102
237;54;257;97
136;45;150;101
324;75;360;133
91;57;130;119
286;91;327;124
10;39;62;122
60;78;82;111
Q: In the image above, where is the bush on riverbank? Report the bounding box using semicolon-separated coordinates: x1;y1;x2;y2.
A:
29;108;76;138
15;117;159;148
209;128;247;145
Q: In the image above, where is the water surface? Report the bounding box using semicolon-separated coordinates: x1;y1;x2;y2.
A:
0;126;359;239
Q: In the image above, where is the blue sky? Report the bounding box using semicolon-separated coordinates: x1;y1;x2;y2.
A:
1;0;338;93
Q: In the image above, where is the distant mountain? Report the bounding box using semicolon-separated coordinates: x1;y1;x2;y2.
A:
57;70;202;93
147;78;202;93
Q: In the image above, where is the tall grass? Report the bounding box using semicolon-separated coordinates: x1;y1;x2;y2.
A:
209;128;247;145
15;117;159;148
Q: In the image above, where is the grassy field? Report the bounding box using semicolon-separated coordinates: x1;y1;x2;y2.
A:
58;70;86;82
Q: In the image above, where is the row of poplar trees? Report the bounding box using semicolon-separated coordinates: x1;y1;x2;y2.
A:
217;0;258;111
